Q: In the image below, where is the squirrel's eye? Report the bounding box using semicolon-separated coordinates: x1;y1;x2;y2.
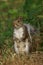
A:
18;21;20;22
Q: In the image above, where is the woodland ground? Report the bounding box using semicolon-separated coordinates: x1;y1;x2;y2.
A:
0;51;43;65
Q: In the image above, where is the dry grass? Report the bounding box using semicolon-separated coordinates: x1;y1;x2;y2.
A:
0;52;43;65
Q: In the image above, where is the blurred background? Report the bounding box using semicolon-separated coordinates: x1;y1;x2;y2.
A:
0;0;43;56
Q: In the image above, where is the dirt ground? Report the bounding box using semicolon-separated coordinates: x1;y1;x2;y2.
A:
0;52;43;65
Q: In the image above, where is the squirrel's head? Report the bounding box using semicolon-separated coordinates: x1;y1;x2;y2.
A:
13;17;23;29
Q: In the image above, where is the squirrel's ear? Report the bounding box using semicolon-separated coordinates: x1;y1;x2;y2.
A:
18;16;23;21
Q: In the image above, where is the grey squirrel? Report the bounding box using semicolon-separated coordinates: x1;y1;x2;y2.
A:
13;17;37;54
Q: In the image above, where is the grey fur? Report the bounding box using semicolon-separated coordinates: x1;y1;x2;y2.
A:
24;23;37;42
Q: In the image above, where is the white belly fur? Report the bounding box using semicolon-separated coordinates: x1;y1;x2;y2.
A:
14;27;24;40
14;39;30;54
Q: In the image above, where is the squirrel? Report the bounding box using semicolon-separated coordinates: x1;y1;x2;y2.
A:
13;17;38;54
13;17;31;54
